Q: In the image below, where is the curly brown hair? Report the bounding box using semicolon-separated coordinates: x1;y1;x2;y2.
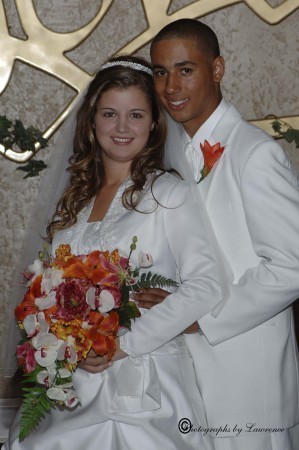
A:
47;56;167;240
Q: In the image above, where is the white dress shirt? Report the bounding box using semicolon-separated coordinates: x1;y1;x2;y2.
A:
184;99;229;182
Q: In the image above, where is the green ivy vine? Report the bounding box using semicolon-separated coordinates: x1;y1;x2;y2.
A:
0;115;48;178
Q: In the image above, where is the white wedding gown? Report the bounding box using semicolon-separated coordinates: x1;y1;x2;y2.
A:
5;173;221;450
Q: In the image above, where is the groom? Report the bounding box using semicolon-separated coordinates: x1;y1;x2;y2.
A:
135;18;299;450
81;19;299;449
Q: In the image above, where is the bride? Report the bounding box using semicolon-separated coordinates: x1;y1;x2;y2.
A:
4;55;225;450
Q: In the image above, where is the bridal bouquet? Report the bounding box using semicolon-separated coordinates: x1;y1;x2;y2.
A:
15;237;177;440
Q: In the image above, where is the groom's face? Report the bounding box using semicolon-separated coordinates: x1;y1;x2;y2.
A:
151;38;223;137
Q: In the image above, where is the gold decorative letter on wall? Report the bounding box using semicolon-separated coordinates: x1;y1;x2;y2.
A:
0;0;298;162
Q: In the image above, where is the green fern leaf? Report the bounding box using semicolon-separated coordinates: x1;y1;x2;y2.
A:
135;271;178;290
19;387;54;441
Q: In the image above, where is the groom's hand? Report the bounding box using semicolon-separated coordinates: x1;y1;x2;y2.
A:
183;322;200;334
78;338;127;374
132;288;170;309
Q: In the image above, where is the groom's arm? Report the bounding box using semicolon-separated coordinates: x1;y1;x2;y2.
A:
199;141;299;345
118;185;224;357
133;288;200;333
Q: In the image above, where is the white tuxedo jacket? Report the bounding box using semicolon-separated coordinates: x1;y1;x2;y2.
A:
120;105;299;436
182;104;299;435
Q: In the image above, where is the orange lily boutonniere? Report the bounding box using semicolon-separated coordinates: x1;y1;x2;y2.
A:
198;140;225;183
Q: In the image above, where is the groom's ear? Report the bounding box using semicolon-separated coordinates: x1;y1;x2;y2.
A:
212;56;225;83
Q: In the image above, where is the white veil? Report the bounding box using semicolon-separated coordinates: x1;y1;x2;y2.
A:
0;93;86;377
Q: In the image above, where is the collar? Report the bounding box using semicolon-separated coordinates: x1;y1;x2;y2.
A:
185;99;230;150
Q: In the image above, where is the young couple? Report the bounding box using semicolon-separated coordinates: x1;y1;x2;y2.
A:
5;19;299;450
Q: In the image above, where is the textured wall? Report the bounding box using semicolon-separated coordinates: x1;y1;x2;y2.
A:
0;0;298;397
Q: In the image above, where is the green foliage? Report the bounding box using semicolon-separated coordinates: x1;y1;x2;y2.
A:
133;271;179;290
116;283;141;329
272;119;299;148
16;159;47;178
0;114;48;178
19;369;54;441
115;300;141;330
0;115;12;141
115;268;178;329
0;115;47;151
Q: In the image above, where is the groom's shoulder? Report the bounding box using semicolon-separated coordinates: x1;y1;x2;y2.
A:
228;103;275;148
224;103;279;165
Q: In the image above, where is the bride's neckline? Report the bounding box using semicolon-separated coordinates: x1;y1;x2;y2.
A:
87;177;130;224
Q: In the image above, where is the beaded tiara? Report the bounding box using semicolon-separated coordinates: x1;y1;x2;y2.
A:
98;60;153;76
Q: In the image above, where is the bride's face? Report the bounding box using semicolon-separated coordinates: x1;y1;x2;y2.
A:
94;86;154;166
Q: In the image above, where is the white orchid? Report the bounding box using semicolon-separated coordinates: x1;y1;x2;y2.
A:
35;290;57;310
37;365;79;407
64;389;79;408
36;365;56;387
57;339;78;365
33;334;64;368
47;384;78;408
23;312;64;368
32;267;63;311
27;259;44;285
41;268;63;294
23;311;48;338
138;251;153;268
86;287;115;313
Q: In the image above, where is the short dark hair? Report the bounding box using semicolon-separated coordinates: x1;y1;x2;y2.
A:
151;18;220;60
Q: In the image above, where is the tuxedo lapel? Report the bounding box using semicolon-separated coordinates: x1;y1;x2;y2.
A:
198;105;242;202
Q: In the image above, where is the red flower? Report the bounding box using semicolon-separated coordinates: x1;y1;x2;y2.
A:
62;251;119;285
15;275;41;322
55;280;91;320
84;310;119;358
198;140;225;182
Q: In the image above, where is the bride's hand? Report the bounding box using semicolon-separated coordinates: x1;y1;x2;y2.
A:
132;288;170;309
79;339;127;373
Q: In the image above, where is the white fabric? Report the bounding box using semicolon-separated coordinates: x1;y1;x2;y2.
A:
164;103;299;437
5;172;224;450
183;99;228;183
212;428;293;450
189;99;228;148
184;139;203;182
